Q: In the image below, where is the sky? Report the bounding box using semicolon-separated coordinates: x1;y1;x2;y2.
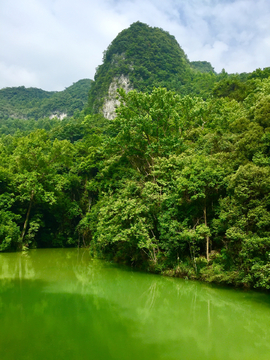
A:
1;0;270;91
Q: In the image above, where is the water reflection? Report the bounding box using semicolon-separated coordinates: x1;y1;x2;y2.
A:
0;249;270;360
0;251;35;281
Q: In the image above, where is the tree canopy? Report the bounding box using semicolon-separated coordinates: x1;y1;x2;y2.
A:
1;74;270;289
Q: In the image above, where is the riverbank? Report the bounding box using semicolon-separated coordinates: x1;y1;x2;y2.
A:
125;254;270;291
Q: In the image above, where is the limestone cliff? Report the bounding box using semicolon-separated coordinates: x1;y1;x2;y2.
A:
102;75;132;120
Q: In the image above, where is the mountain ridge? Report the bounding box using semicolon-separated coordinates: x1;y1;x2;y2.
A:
2;22;270;122
0;79;92;120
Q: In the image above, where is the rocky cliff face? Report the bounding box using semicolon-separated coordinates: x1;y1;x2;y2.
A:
49;112;67;120
102;75;132;120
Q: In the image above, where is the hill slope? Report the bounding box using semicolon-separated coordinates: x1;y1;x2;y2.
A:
0;79;92;120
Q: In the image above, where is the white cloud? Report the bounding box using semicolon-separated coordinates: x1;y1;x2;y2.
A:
0;0;270;90
0;62;38;88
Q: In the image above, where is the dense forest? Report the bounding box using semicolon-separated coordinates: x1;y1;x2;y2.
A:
0;79;92;123
1;22;270;290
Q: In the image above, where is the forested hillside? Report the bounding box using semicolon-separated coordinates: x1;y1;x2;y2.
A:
1;22;270;290
87;22;266;119
87;22;188;113
87;22;221;115
0;79;92;122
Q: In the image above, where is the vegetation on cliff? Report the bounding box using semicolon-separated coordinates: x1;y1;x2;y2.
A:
87;22;265;117
87;21;192;114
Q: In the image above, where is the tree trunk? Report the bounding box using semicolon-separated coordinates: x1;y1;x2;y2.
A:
20;190;34;247
203;206;210;262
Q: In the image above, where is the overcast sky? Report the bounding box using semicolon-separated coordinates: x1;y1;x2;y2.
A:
1;0;270;91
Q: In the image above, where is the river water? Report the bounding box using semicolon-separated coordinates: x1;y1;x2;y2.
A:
0;248;269;360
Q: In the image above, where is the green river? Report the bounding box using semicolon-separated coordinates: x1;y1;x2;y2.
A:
0;248;269;360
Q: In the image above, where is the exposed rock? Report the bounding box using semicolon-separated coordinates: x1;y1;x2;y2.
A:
102;75;132;120
49;112;67;120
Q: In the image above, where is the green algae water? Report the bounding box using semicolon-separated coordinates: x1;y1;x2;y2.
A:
0;249;270;360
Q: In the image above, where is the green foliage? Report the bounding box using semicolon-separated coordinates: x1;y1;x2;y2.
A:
0;113;106;251
82;82;270;289
0;79;92;122
248;67;270;80
190;61;216;74
2;78;270;289
212;75;255;101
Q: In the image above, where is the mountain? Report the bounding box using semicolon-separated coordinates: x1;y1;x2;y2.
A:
87;22;193;118
3;22;266;123
0;79;92;120
86;21;218;119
